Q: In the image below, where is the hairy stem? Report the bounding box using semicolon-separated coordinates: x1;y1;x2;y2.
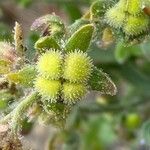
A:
11;91;39;134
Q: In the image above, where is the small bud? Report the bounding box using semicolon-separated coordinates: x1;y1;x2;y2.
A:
37;50;63;80
34;77;61;101
64;50;93;83
62;82;87;104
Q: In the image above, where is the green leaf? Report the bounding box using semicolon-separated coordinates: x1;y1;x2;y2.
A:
88;67;117;95
34;36;61;53
115;42;142;63
7;65;37;87
65;24;94;52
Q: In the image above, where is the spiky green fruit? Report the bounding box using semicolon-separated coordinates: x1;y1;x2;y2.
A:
34;77;61;101
37;50;63;79
62;82;87;104
123;14;149;36
64;51;93;83
127;0;142;15
105;6;125;28
104;0;150;40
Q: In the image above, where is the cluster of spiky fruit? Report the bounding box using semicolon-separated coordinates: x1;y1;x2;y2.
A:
105;0;150;37
34;50;93;104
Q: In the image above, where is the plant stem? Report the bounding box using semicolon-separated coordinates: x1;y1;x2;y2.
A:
11;91;39;134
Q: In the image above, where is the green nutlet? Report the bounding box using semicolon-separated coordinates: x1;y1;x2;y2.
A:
34;77;61;101
37;50;63;79
104;0;150;39
62;82;87;104
64;50;93;83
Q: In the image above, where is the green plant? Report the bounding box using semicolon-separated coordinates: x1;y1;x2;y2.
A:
1;0;150;149
0;11;117;135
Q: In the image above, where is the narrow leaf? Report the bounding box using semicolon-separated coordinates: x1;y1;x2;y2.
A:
65;24;94;52
88;67;117;95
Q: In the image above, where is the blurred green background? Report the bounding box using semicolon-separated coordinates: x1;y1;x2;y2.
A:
0;0;150;149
